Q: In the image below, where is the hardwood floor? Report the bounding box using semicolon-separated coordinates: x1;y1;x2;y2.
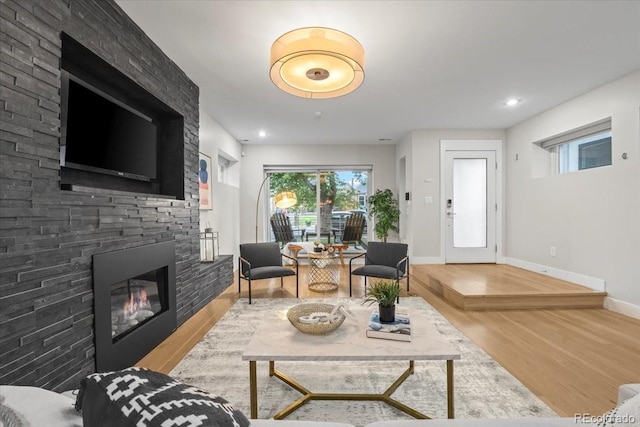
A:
136;264;640;418
419;264;607;310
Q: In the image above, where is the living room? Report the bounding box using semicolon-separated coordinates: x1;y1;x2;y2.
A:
1;0;639;426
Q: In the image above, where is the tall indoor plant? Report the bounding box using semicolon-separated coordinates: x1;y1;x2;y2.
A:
367;189;400;242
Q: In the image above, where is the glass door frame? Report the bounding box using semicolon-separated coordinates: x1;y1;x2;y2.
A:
262;165;372;246
439;140;504;263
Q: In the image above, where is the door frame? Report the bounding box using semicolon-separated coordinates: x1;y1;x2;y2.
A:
261;166;372;243
439;140;504;264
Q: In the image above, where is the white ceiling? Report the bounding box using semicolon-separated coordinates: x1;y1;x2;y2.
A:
116;1;640;145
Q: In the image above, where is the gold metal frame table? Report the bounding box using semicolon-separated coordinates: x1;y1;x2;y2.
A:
307;251;339;292
241;307;461;420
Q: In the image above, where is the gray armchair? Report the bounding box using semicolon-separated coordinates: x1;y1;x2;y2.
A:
239;242;298;304
349;242;409;302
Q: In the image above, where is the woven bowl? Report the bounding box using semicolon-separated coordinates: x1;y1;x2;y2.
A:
287;303;346;335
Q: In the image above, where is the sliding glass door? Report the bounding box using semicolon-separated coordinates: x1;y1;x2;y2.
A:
266;168;369;248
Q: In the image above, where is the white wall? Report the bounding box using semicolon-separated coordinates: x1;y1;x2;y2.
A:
505;71;640;311
239;144;397;244
398;129;506;263
198;108;242;260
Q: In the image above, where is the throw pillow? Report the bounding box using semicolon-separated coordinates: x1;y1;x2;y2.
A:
76;367;250;427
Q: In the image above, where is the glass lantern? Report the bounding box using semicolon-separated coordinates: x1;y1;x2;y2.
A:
200;228;218;262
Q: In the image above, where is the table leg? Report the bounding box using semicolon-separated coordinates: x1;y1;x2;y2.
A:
447;359;454;419
250;361;257;418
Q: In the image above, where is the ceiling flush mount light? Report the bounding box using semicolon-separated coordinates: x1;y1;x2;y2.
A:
270;27;365;99
505;98;521;107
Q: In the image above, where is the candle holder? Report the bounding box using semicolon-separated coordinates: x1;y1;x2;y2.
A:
200;228;218;262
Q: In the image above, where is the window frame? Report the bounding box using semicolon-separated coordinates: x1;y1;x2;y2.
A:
536;118;612;175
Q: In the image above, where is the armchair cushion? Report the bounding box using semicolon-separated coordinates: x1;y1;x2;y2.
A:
246;266;296;280
352;265;401;279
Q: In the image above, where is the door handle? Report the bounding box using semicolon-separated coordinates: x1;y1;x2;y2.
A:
446;212;456;217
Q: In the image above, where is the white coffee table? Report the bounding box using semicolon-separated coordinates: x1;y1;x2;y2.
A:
242;306;461;420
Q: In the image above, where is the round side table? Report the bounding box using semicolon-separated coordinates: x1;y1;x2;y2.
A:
308;251;339;292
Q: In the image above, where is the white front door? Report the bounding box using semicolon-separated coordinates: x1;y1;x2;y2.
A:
444;150;497;263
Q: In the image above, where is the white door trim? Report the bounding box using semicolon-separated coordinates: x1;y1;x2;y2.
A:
440;140;504;263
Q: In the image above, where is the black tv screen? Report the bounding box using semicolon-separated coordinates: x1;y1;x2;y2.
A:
62;78;158;181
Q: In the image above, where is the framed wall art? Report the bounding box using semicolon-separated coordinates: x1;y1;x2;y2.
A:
198;152;213;210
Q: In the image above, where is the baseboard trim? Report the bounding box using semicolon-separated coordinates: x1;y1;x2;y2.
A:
411;256;444;264
604;297;640;320
505;257;606;292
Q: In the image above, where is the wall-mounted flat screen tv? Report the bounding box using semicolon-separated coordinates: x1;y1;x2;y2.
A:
61;75;158;182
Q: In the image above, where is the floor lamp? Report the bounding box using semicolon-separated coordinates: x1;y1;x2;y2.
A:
255;175;297;242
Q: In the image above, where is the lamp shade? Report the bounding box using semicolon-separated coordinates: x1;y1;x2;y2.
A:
274;191;297;209
270;27;365;99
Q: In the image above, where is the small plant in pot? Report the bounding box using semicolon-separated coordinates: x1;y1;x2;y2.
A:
362;280;400;323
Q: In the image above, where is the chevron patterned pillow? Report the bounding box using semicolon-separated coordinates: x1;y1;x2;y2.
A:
76;367;250;427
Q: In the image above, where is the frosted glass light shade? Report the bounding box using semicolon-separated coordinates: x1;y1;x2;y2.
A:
270;27;365;99
274;191;297;209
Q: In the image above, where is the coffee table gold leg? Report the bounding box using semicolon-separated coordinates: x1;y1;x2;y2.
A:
250;361;257;418
447;359;454;419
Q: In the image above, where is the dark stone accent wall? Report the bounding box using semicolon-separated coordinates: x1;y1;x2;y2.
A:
0;0;232;392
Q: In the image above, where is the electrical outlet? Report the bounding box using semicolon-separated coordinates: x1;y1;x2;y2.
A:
550;246;556;257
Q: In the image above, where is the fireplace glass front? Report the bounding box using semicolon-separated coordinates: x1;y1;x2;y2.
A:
111;268;167;341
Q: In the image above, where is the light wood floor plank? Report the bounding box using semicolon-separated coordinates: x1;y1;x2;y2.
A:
137;264;640;418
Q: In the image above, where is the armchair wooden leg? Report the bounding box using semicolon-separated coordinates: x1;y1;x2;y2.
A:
248;278;252;304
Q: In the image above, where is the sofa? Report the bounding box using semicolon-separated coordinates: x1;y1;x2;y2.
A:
1;381;638;427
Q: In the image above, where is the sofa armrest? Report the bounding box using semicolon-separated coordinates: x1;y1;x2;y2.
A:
0;385;82;427
619;383;640;404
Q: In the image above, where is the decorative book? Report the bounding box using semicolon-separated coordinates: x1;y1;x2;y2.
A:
366;312;411;341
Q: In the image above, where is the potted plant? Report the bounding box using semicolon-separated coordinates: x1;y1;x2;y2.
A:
363;280;400;323
367;189;400;242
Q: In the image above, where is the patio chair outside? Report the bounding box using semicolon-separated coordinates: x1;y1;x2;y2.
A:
270;213;295;247
239;242;298;304
349;242;409;302
340;212;366;248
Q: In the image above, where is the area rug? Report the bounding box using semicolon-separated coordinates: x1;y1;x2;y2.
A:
170;297;557;426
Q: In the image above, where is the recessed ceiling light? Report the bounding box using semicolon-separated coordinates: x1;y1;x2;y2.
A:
505;98;521;107
258;130;267;138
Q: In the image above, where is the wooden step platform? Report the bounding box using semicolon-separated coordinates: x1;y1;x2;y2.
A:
413;264;607;310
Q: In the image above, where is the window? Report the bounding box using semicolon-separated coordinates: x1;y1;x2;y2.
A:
537;118;612;174
262;167;370;248
217;155;231;183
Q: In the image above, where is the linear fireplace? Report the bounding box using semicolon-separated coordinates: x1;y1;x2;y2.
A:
93;241;176;372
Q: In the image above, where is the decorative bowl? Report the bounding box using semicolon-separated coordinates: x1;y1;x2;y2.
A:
287;303;346;335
